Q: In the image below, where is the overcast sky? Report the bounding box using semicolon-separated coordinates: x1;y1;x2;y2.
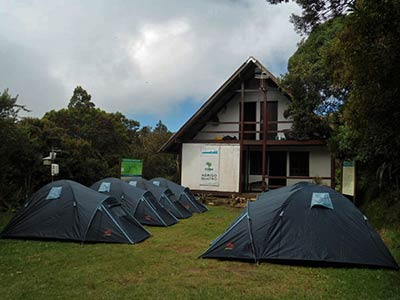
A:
1;0;301;131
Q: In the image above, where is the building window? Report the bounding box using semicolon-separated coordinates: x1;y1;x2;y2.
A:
290;152;309;176
249;151;262;175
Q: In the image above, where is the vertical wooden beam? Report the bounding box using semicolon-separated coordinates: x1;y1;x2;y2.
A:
178;143;183;185
330;154;336;189
239;81;245;193
261;79;268;191
119;158;122;179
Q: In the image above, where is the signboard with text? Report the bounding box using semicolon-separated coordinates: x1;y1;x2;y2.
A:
200;147;220;187
342;160;355;196
121;159;143;177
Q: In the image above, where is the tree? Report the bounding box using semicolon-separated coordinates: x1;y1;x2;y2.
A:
270;0;400;199
266;0;354;34
0;86;178;210
333;1;400;194
136;122;177;181
41;87;138;185
0;90;39;210
67;86;95;110
281;17;347;139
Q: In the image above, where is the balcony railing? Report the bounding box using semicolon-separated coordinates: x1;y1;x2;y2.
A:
198;120;294;141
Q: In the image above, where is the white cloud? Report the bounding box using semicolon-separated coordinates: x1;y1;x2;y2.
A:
0;0;301;119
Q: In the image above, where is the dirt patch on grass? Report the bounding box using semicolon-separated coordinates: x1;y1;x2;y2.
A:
377;228;394;245
185;268;203;274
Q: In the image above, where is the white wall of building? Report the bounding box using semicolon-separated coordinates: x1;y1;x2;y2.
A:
181;143;240;192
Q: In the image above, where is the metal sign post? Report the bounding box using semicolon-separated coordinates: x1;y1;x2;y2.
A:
43;148;61;181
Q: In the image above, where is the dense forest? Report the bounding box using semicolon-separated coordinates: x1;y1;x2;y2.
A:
0;87;177;211
267;0;400;212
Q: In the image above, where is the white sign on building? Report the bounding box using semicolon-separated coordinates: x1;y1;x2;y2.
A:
200;147;220;186
342;160;356;196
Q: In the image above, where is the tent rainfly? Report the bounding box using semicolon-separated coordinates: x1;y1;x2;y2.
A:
128;177;192;219
1;180;150;244
201;182;399;269
91;178;178;226
151;177;208;213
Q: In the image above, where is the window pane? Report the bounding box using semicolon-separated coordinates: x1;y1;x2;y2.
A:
289;152;309;176
249;151;262;175
98;182;111;192
46;186;63;200
311;192;333;209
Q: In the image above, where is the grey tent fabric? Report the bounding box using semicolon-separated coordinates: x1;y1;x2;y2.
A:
1;180;150;244
201;182;399;269
91;178;178;226
151;178;208;213
127;177;192;219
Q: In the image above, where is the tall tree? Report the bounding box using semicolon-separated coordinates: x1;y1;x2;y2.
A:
269;0;400;197
67;86;95;110
136;122;177;180
281;17;347;140
334;1;400;192
266;0;354;33
0;90;39;210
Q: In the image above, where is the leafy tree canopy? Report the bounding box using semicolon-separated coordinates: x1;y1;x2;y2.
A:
266;0;354;34
271;0;400;196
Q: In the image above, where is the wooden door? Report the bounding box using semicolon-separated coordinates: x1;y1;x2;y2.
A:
260;101;278;140
268;151;287;187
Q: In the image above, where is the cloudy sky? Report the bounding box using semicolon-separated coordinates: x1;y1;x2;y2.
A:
1;0;301;131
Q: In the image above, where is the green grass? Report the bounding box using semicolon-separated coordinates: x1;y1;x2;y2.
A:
0;206;399;300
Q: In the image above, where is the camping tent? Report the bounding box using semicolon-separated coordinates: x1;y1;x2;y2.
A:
201;182;399;269
1;180;150;244
151;178;208;213
91;178;178;226
127;177;192;219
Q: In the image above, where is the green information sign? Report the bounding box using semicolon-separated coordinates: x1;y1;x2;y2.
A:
121;159;142;177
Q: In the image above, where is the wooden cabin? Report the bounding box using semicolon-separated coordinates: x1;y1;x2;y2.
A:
160;57;334;195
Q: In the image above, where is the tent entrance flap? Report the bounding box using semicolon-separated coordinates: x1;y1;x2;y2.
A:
201;213;256;260
101;204;134;244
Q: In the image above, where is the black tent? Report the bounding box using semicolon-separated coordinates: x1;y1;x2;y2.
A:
201;182;399;269
151;178;208;213
91;178;178;226
128;177;192;219
1;180;150;244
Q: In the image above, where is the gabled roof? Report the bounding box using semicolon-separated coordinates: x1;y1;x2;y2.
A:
160;57;290;153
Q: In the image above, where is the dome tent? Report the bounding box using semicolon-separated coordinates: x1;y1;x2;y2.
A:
201;182;399;269
128;177;192;219
151;177;208;213
1;180;150;244
91;178;178;227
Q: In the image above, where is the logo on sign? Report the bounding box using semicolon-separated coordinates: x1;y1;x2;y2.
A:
225;242;234;250
205;161;213;171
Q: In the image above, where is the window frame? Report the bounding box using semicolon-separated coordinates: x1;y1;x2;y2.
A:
249;151;263;175
289;152;310;176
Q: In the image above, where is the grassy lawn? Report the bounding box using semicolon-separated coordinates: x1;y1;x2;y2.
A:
0;206;399;300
